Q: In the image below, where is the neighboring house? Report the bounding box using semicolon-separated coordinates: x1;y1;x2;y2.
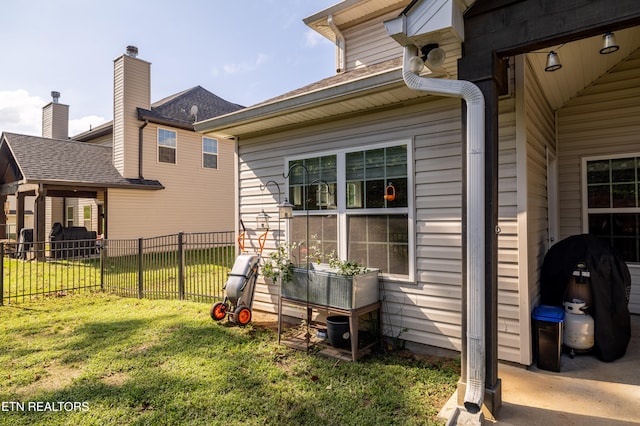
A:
0;46;243;243
195;0;640;416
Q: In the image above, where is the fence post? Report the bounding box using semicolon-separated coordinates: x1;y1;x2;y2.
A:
99;239;104;291
138;237;144;299
178;232;185;300
0;243;4;306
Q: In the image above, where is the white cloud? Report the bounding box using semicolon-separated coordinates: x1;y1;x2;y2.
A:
69;115;107;137
0;89;45;135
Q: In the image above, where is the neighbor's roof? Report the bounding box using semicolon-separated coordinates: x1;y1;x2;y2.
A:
0;132;163;190
73;85;244;141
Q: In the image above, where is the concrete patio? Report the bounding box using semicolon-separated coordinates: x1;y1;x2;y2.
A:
256;311;639;425
441;314;640;425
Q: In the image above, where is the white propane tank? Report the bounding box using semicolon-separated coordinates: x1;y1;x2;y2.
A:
563;299;595;353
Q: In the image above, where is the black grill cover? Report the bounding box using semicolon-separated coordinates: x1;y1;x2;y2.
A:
540;234;631;362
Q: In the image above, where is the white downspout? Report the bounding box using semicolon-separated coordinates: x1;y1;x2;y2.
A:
328;14;345;73
401;45;486;412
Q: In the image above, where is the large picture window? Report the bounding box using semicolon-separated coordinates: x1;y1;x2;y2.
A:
584;155;640;262
287;141;412;278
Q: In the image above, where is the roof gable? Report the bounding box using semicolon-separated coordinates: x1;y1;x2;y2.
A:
141;86;245;128
0;134;24;185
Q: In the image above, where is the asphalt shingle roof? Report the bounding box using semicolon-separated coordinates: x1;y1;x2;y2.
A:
1;132;162;189
138;85;245;128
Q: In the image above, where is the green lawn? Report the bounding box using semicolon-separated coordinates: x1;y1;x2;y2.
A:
0;293;459;425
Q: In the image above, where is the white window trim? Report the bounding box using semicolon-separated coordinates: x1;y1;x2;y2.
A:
581;152;640;233
202;137;218;169
284;139;414;283
157;128;177;164
582;153;640;265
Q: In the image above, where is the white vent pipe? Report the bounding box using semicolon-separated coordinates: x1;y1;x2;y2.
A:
401;45;486;411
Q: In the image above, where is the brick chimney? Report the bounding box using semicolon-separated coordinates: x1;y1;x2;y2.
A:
42;91;69;139
113;45;151;177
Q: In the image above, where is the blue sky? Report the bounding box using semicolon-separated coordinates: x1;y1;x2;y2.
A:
0;0;337;136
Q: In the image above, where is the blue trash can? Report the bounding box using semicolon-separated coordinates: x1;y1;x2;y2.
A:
532;305;564;372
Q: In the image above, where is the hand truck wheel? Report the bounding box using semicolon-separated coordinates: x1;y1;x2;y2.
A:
210;302;228;321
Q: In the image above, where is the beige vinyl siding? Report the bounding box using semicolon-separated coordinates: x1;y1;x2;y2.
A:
343;9;403;70
240;94;526;362
45;197;64;235
113;54;151;178
42;103;69;140
496;56;560;364
557;50;640;314
86;133;113;147
497;90;521;363
107;126;235;239
238;97;464;350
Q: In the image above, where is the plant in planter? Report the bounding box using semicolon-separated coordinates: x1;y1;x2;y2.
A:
265;244;379;309
326;252;368;276
261;241;299;284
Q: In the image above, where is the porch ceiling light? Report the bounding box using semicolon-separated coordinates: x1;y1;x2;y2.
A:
545;51;562;72
600;32;619;54
277;199;295;220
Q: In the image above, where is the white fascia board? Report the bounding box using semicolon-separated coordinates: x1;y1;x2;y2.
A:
194;68;403;137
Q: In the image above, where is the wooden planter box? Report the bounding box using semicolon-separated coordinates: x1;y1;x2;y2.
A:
281;265;379;309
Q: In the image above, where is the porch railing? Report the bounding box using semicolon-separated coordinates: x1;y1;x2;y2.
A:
1;231;235;305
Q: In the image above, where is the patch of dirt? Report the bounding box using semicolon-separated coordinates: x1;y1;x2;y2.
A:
100;371;130;386
249;311;281;331
15;363;83;396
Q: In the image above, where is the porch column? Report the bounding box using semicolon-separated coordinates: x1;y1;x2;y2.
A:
0;195;6;239
16;193;25;234
34;189;46;261
458;51;505;418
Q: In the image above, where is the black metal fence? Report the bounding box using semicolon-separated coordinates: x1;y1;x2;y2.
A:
0;239;101;305
1;231;235;305
102;231;235;302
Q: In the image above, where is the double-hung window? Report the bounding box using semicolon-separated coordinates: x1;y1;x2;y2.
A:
287;141;412;278
203;137;218;169
583;154;640;262
288;155;338;265
158;128;177;164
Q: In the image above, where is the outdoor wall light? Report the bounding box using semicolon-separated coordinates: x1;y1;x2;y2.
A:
545;51;562;72
600;32;620;54
278;199;295;220
423;45;446;68
409;44;446;74
409;55;426;74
